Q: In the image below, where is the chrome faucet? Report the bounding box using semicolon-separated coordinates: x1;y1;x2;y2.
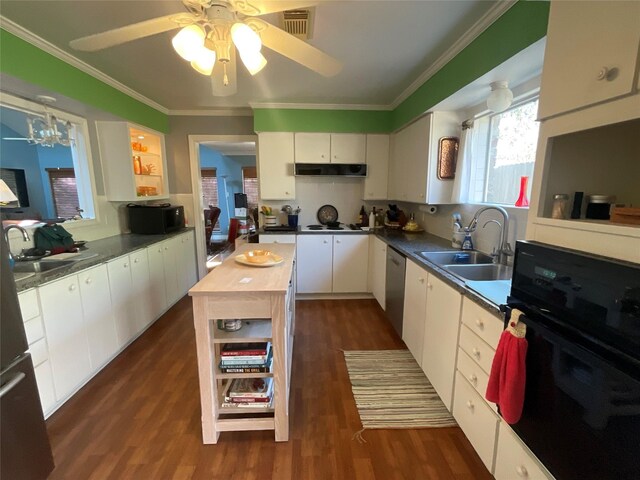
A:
467;206;513;265
4;225;30;262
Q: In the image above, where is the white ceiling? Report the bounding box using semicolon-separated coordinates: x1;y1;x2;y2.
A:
202;141;256;155
0;1;506;111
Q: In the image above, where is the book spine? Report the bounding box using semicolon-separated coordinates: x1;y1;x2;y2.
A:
220;350;268;356
219;358;268;365
226;396;271;403
219;366;271;373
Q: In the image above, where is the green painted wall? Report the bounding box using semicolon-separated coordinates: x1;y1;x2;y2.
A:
253;108;391;133
0;29;168;133
254;0;549;133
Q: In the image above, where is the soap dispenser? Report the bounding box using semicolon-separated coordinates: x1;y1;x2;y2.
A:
461;228;474;251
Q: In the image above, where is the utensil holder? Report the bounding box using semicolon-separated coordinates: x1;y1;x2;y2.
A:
288;214;298;227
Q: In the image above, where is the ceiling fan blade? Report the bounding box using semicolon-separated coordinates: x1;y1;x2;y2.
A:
230;1;319;16
211;49;238;97
246;18;342;77
69;13;197;52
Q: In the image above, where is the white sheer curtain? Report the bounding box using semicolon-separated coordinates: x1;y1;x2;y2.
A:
451;120;474;204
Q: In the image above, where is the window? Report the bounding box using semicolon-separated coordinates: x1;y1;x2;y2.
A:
468;97;539;205
201;168;219;230
242;166;258;210
47;168;80;219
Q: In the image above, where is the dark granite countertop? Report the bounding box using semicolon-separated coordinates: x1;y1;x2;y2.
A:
14;228;195;293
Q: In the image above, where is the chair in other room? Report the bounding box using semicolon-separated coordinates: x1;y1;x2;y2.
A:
205;206;221;253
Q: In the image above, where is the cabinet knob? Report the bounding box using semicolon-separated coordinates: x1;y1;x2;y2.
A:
418;277;425;283
336;240;341;244
164;247;168;251
323;240;328;244
158;248;162;253
69;284;76;292
85;278;92;285
274;241;279;244
472;348;481;359
597;66;612;81
475;318;484;329
468;373;477;385
466;400;474;411
321;154;325;158
124;263;129;268
285;191;289;195
515;466;529;477
134;258;139;263
427;283;433;290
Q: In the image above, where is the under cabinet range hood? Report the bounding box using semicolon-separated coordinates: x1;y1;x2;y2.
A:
294;163;367;177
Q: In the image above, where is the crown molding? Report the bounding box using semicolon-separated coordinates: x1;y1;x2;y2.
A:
168;108;253;116
249;102;393;111
0;16;170;114
389;0;518;109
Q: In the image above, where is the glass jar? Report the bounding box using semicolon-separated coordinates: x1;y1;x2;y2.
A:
551;194;569;219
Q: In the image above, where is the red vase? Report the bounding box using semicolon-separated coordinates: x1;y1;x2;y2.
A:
515;176;529;207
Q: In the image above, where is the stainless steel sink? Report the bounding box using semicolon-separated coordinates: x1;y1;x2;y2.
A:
417;250;494;266
13;260;75;273
445;263;513;281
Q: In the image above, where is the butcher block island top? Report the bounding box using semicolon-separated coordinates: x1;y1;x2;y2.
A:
188;243;296;444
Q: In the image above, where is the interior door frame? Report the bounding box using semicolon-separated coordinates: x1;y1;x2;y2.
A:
187;134;258;279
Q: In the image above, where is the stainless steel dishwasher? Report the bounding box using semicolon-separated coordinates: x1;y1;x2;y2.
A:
385;246;406;337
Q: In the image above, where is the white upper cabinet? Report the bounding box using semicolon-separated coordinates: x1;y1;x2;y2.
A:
295;133;331;163
364;134;389;200
538;1;640;120
257;132;296;200
389;112;459;204
96;122;169;201
330;134;366;164
295;133;366;164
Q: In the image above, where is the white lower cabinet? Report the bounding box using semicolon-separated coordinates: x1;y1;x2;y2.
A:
332;235;369;293
495;422;553;480
107;256;135;348
296;234;369;294
162;237;180;306
33;361;56;415
296;235;333;293
177;230;197;295
147;243;167;320
130;249;152;334
402;260;427;364
39;275;92;402
452;371;500;472
368;236;386;309
421;275;462;411
78;265;118;370
258;234;296;244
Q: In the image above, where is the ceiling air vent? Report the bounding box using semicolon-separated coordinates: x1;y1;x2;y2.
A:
281;9;314;40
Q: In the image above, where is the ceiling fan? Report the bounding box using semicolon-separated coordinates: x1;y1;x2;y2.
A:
68;0;343;96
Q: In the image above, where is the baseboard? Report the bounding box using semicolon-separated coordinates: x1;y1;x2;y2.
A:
295;293;374;301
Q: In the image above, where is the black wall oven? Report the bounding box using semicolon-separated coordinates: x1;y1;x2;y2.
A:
506;241;640;480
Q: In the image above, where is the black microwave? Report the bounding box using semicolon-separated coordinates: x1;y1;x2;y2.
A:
127;204;185;234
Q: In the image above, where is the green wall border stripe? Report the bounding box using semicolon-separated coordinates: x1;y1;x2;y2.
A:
253;108;391;133
392;0;550;130
0;29;168;133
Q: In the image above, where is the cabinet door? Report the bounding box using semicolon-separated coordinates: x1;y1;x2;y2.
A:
34;361;56;416
296;235;333;293
162;238;180;306
388;129;406;201
403;115;430;203
495;421;553;480
402;260;427;364
39;275;91;401
258;234;296;244
147;243;167;320
294;133;330;163
426;111;459;205
368;236;387;309
421;274;462;411
538;1;640;120
364;134;389;200
78;265;118;370
107;256;135;347
331;133;366;164
130;249;152;333
258;133;295;200
333;235;369;293
180;231;198;292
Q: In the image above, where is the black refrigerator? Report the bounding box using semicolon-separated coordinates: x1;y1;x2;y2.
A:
1;234;54;479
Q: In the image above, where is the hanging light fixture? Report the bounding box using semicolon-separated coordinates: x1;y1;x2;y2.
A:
26;96;74;148
0;179;19;205
172;25;206;61
486;81;514;113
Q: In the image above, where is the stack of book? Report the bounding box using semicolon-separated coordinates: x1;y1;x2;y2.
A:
221;377;273;409
218;342;272;374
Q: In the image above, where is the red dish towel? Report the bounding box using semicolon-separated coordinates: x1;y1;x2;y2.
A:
485;309;528;424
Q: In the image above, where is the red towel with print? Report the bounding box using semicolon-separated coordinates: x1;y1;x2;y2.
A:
485;312;528;424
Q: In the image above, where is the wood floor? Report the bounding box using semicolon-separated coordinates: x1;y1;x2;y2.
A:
46;297;492;480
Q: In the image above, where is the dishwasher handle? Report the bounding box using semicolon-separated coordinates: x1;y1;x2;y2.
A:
388;256;401;267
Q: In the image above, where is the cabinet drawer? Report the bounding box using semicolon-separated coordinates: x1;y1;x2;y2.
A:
259;235;296;244
457;348;495;412
453;371;499;473
495;421;553;480
24;316;45;345
29;337;48;367
18;288;40;321
459;325;496;375
461;298;503;350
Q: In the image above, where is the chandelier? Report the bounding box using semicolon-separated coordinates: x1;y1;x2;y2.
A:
26;96;74;148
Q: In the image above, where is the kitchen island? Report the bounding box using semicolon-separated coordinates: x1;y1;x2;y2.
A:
189;243;296;444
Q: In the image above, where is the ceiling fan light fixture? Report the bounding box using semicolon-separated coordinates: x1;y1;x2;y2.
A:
230;22;262;54
172;24;205;61
190;46;217;75
239;50;267;75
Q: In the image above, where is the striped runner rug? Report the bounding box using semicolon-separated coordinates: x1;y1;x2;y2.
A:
343;350;457;432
